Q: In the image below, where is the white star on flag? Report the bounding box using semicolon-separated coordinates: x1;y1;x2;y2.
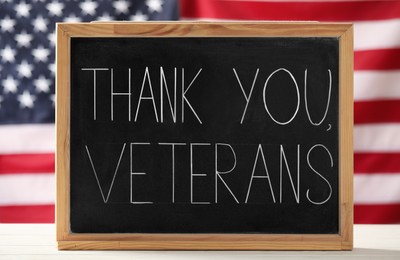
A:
15;1;31;18
46;1;64;17
48;63;55;75
33;16;49;32
146;0;164;13
97;13;113;21
50;94;55;106
15;31;33;48
0;16;16;32
113;0;130;14
2;75;18;93
80;0;98;16
34;75;51;93
18;91;36;108
0;46;16;63
48;32;56;46
17;60;33;78
131;11;148;21
63;14;82;23
32;46;50;63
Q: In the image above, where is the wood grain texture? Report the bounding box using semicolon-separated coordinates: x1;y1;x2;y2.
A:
56;23;71;242
56;22;353;250
58;22;350;37
338;25;354;251
58;240;344;251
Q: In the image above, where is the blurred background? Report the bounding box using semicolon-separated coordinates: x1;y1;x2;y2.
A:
0;0;399;224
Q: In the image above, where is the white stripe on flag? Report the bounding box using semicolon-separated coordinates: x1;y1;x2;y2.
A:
354;19;400;51
355;174;400;204
0;174;54;206
0;124;55;154
355;71;400;101
354;124;400;152
182;18;400;51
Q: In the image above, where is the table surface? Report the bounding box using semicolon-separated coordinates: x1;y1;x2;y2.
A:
1;224;400;259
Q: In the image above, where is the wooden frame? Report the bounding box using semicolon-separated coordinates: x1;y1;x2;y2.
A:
56;22;353;250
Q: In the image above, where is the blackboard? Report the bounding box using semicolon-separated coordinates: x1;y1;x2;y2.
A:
57;22;353;250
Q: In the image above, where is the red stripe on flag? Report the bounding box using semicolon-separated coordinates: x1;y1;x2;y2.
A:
355;100;400;124
355;153;400;173
2;204;399;224
181;0;400;21
0;154;54;174
355;204;400;224
355;49;400;71
0;205;54;223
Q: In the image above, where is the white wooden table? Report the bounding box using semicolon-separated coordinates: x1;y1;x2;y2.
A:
1;224;399;259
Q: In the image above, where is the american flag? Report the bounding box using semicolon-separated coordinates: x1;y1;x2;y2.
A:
0;0;399;224
0;0;178;222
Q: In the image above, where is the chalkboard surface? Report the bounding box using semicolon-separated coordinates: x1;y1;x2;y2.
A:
69;37;339;234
